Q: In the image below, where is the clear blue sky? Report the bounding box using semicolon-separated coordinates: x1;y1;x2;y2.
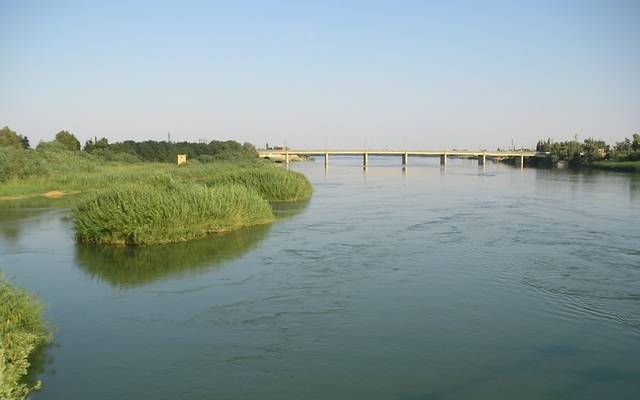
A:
1;0;639;149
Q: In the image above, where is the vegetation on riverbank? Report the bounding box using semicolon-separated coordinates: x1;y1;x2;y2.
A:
1;126;313;244
591;160;640;173
203;167;313;202
74;179;275;245
0;127;312;199
0;274;51;400
531;134;640;170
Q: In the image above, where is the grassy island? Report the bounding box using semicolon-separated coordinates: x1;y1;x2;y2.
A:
69;164;312;245
0;275;51;400
74;179;275;245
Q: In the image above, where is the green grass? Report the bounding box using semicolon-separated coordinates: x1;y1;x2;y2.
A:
73;177;275;245
0;274;51;400
592;160;640;172
1;160;312;202
202;166;313;202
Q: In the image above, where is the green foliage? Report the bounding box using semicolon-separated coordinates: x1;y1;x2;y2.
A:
204;167;313;202
606;134;640;162
84;139;258;163
535;137;608;167
0;147;47;183
0;127;29;150
54;131;80;152
83;137;109;153
73;178;275;245
0;274;51;400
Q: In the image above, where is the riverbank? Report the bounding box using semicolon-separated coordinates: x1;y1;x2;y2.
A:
1;157;313;244
592;160;640;173
0;159;311;200
0;275;51;400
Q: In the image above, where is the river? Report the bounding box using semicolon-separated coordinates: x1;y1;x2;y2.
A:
1;157;639;399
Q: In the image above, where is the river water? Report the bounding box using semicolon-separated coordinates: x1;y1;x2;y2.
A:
1;158;639;399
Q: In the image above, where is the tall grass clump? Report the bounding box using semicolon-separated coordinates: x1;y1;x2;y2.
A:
73;177;275;245
203;167;312;202
0;274;51;400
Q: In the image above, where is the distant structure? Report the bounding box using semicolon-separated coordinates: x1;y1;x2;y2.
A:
264;143;289;151
177;154;187;166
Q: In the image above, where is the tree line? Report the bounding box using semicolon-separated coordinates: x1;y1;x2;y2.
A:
1;126;258;162
0;126;259;182
533;135;640;167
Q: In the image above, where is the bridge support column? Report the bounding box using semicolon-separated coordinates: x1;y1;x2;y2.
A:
324;153;329;168
478;153;486;165
363;152;368;168
402;152;408;166
516;154;524;168
285;152;290;165
440;153;447;165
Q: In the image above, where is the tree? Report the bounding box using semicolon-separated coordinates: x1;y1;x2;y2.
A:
0;126;25;149
83;137;109;152
633;134;640;152
19;135;30;149
54;130;80;151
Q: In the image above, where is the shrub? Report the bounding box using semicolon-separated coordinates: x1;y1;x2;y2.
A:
0;274;51;400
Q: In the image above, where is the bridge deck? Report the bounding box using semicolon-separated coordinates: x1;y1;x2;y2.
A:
259;150;546;157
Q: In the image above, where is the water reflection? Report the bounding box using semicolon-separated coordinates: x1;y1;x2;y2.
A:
0;208;52;243
631;174;640;201
0;196;80;242
270;200;310;220
23;342;55;390
0;209;42;242
75;224;271;287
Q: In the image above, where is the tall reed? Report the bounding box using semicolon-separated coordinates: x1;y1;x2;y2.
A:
203;167;313;202
73;177;274;245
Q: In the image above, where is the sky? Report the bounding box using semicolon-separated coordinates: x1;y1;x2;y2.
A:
1;0;639;150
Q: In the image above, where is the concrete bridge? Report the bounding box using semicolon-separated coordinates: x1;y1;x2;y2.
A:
258;149;548;168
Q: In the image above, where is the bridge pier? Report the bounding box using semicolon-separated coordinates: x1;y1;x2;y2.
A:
515;154;524;168
285;152;290;165
478;153;486;165
363;152;368;168
402;152;408;165
440;153;447;165
324;153;329;168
